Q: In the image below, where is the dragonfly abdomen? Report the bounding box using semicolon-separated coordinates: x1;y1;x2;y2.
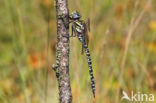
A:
78;35;95;97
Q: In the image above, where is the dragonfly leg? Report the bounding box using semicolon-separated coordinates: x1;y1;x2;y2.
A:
71;24;77;37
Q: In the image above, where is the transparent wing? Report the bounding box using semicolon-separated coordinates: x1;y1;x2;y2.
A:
81;20;89;55
81;44;84;55
85;22;89;46
87;18;90;32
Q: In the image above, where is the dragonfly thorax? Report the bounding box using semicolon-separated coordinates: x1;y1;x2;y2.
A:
75;21;85;33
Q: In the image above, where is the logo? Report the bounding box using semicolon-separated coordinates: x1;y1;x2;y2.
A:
122;90;155;102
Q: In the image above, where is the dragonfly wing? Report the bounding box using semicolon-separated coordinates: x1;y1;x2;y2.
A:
81;44;84;55
87;18;90;32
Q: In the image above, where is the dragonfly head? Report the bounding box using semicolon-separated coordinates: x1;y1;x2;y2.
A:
70;11;81;20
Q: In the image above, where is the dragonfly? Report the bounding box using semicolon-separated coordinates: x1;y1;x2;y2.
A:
69;11;95;98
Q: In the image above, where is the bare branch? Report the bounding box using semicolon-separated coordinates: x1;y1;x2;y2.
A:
53;0;72;102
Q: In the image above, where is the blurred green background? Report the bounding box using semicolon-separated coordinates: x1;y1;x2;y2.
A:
0;0;156;103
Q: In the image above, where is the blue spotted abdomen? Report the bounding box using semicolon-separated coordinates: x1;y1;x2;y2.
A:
78;35;95;97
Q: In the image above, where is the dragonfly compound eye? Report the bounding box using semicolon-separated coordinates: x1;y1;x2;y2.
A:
70;11;81;19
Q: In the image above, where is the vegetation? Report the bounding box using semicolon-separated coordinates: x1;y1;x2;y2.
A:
0;0;156;103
